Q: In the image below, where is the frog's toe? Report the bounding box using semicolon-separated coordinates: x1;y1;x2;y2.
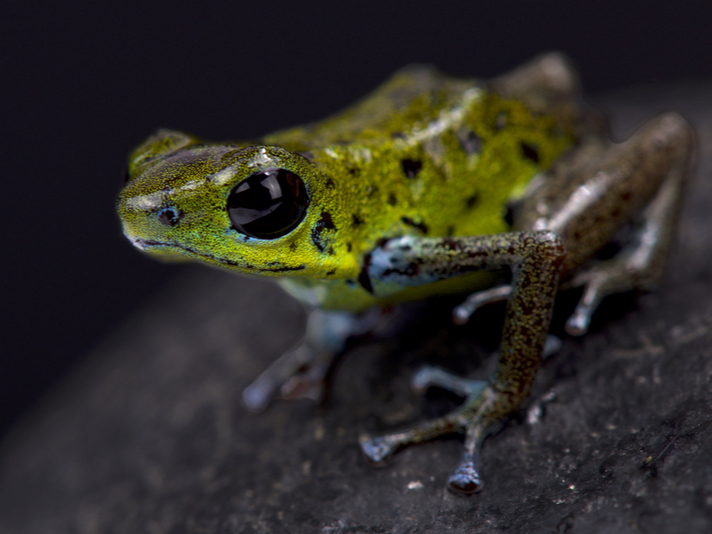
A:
360;409;466;467
411;366;487;397
564;270;607;336
543;334;562;358
279;367;328;402
359;434;399;464
447;451;483;494
242;344;317;412
452;284;512;325
566;305;594;336
243;365;328;411
242;381;274;412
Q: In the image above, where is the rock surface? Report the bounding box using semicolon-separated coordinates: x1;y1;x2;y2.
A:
1;84;711;534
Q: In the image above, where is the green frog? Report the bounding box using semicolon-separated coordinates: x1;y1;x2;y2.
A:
116;54;694;494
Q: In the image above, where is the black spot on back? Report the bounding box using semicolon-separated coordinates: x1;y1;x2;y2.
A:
319;211;335;229
465;193;479;209
352;214;364;228
388;193;398;206
520;142;540;163
401;159;423;179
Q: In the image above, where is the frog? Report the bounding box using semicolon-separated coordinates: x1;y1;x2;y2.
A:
116;53;694;494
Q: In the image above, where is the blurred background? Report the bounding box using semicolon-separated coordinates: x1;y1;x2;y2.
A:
3;0;711;438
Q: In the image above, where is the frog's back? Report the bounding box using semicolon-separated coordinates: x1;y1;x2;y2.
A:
266;64;581;309
269;65;575;254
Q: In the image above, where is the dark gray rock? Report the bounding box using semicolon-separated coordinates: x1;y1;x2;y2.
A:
1;84;711;534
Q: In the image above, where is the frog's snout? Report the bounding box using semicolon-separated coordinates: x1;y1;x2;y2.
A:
128;237;150;251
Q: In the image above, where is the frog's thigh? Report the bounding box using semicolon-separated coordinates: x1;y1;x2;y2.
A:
532;113;694;334
361;230;565;493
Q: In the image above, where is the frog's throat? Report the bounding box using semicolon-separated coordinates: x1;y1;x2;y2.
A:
131;238;306;274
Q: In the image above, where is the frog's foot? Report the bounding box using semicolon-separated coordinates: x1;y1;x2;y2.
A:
242;344;332;411
243;308;374;412
360;384;508;494
452;284;512;325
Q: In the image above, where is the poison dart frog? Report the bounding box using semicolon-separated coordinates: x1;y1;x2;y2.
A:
117;54;694;493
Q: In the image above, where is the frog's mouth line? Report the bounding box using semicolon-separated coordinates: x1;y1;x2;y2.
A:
131;238;305;273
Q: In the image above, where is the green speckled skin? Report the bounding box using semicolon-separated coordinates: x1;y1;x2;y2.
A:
117;54;694;493
118;65;573;311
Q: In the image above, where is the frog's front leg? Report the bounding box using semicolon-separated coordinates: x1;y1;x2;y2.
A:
242;307;377;411
359;230;566;493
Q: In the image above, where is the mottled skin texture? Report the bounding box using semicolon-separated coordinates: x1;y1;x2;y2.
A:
117;54;694;493
119;61;574;311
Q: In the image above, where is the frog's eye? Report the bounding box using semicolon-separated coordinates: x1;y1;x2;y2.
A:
227;168;309;239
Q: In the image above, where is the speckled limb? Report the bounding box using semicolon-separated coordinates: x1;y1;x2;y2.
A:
360;230;565;493
513;113;695;335
562;114;694;334
455;113;695;335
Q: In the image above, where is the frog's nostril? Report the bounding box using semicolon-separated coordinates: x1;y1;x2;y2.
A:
157;207;182;227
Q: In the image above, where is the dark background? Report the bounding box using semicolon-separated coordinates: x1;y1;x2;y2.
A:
3;0;711;438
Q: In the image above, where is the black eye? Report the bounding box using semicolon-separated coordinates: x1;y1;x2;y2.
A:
227;168;309;239
158;207;181;227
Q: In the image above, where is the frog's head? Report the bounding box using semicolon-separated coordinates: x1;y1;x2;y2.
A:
117;129;343;277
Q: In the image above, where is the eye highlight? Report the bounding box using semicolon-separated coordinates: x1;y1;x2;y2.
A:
227;168;309;239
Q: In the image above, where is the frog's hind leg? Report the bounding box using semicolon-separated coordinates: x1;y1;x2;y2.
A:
564;169;686;334
535;113;694;335
453;114;694;336
492;52;609;140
